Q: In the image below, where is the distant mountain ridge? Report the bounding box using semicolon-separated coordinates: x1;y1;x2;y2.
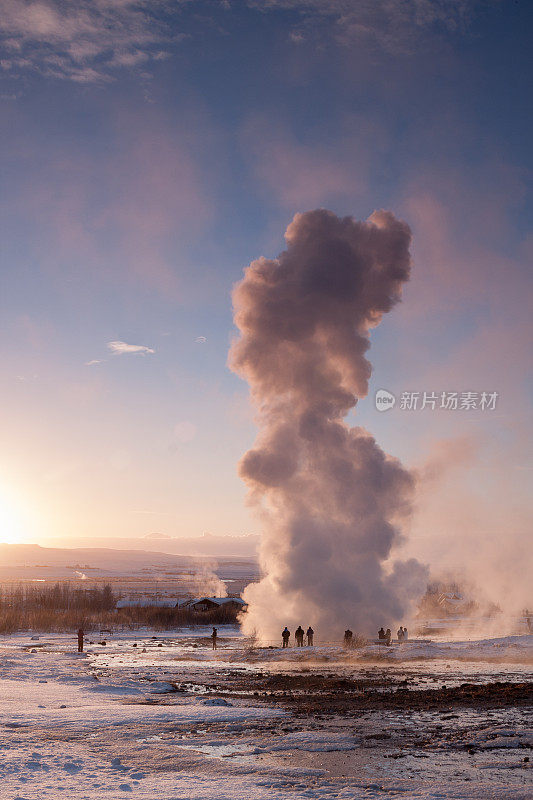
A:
47;532;260;558
0;535;260;570
0;542;260;584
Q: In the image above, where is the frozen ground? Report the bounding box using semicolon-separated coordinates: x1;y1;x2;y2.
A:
0;629;531;799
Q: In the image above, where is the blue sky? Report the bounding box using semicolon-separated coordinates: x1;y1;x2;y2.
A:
0;1;531;561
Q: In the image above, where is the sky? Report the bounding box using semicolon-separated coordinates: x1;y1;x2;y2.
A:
0;1;531;582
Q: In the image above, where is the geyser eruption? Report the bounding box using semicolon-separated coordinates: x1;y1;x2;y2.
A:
230;209;428;641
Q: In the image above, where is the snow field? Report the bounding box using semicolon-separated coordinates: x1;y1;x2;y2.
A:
0;630;531;799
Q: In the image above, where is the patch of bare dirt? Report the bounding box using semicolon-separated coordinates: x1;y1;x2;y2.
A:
177;672;533;716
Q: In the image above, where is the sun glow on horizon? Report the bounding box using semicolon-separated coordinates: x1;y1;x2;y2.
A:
0;486;31;544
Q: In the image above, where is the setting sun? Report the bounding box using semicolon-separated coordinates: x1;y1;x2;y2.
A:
0;487;27;544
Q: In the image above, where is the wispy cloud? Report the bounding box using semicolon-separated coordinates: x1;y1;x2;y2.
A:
107;340;155;356
249;0;483;52
0;0;179;82
84;359;102;366
0;0;485;84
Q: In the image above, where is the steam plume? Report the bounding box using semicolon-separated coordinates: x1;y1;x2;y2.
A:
189;558;228;599
230;209;427;641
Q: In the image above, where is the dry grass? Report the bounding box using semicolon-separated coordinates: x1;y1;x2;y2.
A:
343;634;367;649
0;605;240;633
0;582;240;633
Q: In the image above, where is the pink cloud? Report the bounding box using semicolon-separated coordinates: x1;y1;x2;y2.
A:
398;161;528;312
243;114;386;208
3;105;213;297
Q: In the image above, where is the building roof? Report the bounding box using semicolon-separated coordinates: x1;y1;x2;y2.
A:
188;596;247;607
116;596;247;609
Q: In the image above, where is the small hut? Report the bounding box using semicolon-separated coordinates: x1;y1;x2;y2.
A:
186;596;247;613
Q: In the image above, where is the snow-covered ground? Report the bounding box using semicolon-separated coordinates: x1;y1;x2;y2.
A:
242;634;533;666
0;628;531;799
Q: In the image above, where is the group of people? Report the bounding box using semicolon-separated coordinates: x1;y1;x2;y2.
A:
281;625;314;647
281;625;409;649
378;626;409;645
